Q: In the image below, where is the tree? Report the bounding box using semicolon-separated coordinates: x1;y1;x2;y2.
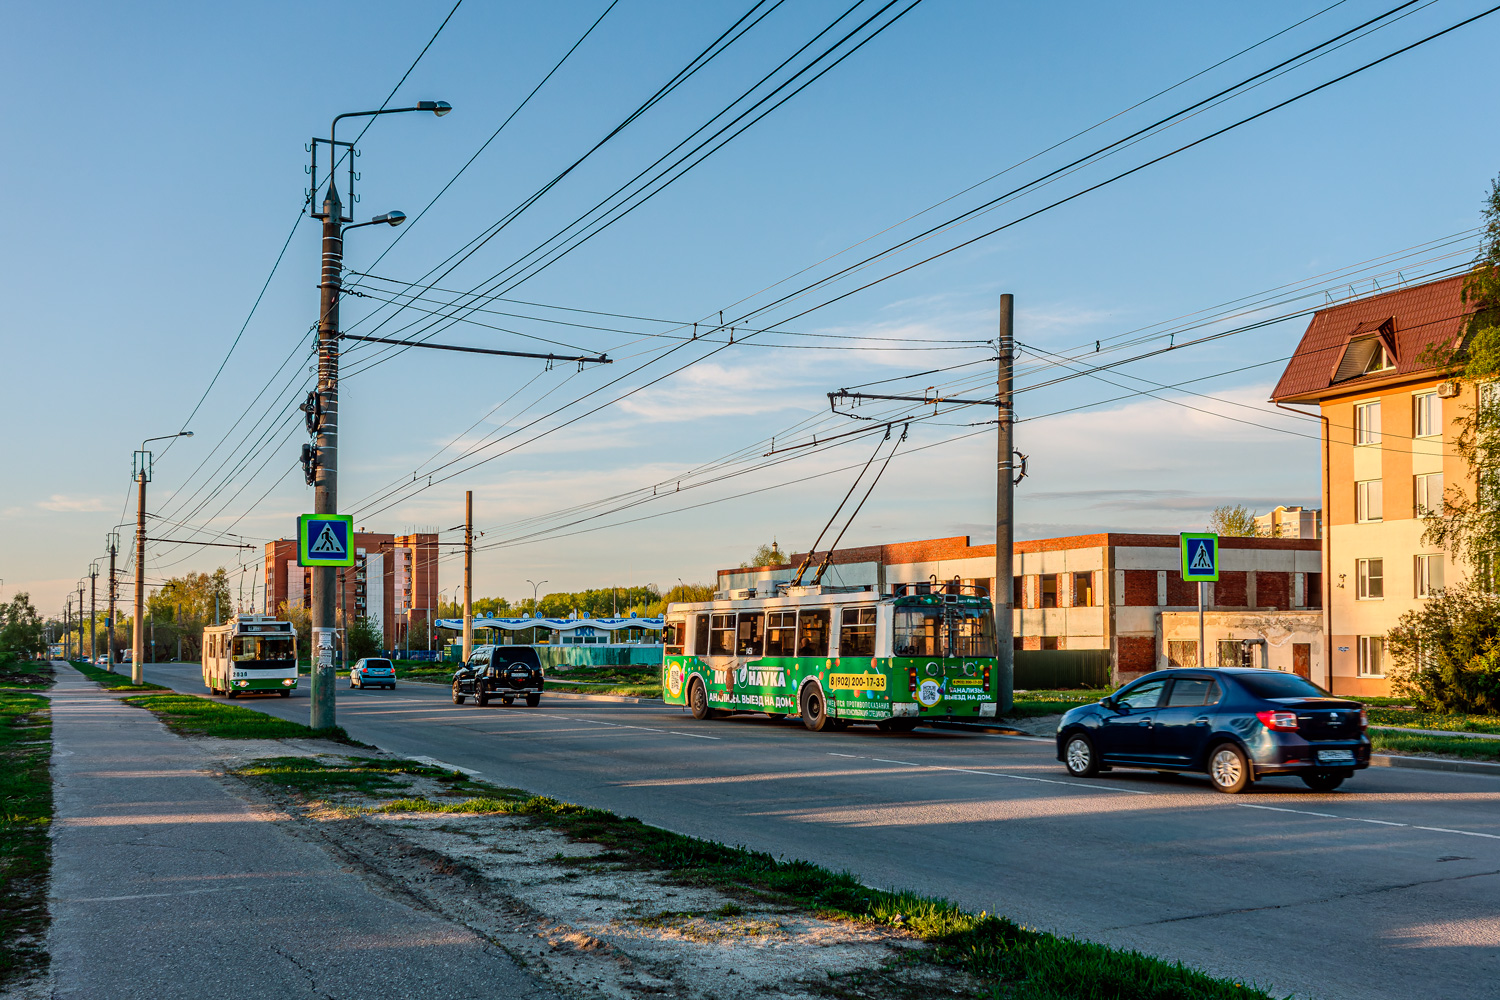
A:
1385;583;1500;713
0;593;47;659
741;541;787;568
1206;504;1258;537
347;616;383;661
664;582;715;605
1423;173;1500;566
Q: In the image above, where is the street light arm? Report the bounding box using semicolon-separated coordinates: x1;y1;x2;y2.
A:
329;102;451;145
140;430;193;451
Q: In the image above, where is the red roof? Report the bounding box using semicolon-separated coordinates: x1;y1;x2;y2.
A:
1271;273;1473;402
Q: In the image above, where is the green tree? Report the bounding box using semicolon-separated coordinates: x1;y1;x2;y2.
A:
740;541;787;568
347;616;383;661
1422;173;1500;567
277;602;311;658
663;582;715;605
1385;583;1500;713
1206;504;1258;537
0;593;47;659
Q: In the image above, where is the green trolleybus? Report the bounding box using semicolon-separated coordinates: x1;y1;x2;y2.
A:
662;585;998;731
202;614;298;698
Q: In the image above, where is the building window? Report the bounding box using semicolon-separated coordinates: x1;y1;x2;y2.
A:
1413;391;1441;437
1358;636;1385;677
1072;572;1094;607
1216;639;1242;669
1167;640;1197;669
1356;558;1384;600
1356;479;1383;522
1040;636;1059;650
1012;576;1023;608
1355;400;1382;445
1415;554;1444;598
1414;472;1443;516
1040;574;1058;608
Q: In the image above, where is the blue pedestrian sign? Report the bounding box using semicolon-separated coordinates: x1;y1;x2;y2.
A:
1180;533;1219;582
297;514;355;567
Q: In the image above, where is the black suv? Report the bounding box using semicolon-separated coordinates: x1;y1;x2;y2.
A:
452;645;544;707
1056;668;1370;793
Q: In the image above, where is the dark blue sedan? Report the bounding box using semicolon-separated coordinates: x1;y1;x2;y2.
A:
1056;668;1370;793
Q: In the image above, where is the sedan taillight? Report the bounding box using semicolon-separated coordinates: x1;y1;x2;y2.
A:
1256;710;1299;732
1359;707;1368;730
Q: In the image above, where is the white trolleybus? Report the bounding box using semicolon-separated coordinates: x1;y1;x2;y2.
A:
202;614;298;698
662;583;999;731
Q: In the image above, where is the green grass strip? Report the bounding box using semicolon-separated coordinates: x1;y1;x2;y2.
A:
0;656;51;691
0;691;50;989
1366;706;1500;735
238;757;1275;999
122;694;361;743
70;661;169;692
1371;730;1500;761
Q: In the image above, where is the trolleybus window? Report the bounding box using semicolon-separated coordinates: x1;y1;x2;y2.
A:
797;610;830;656
663;619;685;653
838;607;877;657
709;614;736;655
765;611;796;656
894;608;940;657
231;636;295;663
894;606;996;657
737;613;764;656
951;606;996;657
694;614;709;656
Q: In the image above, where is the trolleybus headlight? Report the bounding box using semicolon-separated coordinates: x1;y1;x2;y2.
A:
236;680;249;688
282;679;295;686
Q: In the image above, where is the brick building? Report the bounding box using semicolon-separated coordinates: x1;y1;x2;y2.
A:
719;533;1321;683
263;530;439;649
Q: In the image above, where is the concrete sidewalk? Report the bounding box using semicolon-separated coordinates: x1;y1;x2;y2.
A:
47;665;557;1000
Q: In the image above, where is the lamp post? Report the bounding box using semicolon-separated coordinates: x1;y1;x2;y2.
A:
526;579;547;616
306;100;451;732
133;432;192;684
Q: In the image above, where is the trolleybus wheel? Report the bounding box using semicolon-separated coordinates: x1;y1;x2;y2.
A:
689;679;715;720
225;690;237;700
886;718;918;733
799;685;830;732
525;693;541;707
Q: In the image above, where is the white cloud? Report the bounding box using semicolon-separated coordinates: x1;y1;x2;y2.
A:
37;495;108;513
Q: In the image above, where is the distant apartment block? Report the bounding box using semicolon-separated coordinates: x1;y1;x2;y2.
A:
1272;272;1474;697
719;533;1321;683
263;530;438;649
1254;505;1323;539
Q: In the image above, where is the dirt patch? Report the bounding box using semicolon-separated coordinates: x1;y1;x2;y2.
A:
223;754;953;999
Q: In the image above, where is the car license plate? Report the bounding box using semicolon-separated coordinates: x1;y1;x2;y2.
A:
1317;749;1355;765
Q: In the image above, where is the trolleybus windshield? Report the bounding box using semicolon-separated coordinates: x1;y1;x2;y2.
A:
231;636;296;665
895;606;996;658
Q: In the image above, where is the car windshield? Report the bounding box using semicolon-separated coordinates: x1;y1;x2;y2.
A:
1234;672;1330;699
363;659;393;670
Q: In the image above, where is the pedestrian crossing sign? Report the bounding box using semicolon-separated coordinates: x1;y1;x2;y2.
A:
297;513;355;567
1180;532;1219;582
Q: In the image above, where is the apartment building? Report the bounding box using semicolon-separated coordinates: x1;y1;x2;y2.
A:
263;530;438;649
1253;505;1323;539
719;533;1321;683
1271;273;1473;696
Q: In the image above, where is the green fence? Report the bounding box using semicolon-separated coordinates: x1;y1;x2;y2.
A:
1012;650;1112;690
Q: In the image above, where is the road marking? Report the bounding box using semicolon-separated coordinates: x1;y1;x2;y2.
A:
408;755;481;777
533;713;722;741
1414;825;1500;840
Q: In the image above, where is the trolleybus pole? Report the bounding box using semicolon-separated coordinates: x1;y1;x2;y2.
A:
995;294;1016;714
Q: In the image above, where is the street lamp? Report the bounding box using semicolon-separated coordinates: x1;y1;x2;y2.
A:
306;102;452;732
526;580;547;616
132;431;192;684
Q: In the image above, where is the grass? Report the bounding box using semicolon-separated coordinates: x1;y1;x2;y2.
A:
0;690;51;989
121;693;362;744
0;656;51;691
1007;689;1108;719
236;756;1276;1000
70;660;168;692
1366;706;1500;735
1371;729;1500;762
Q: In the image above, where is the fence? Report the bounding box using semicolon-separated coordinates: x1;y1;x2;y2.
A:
1012;650;1112;691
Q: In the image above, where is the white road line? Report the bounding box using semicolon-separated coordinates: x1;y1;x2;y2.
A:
531;713;722;741
408;755;481;777
1414;825;1500;840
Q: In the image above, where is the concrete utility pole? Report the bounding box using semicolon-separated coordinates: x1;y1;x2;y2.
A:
133;463;147;683
462;490;474;663
995;294;1016;714
89;563;98;664
106;532;118;671
307;100;448;731
78;584;86;661
64;596;71;661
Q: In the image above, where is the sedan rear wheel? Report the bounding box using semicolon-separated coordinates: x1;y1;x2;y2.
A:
1208;744;1252;794
1064;734;1099;778
1300;770;1347;792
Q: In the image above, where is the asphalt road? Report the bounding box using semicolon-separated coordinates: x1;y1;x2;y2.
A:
142;663;1500;1000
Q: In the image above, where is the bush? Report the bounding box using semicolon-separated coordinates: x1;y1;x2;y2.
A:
1386;584;1500;713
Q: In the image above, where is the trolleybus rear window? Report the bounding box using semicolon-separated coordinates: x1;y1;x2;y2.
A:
894;606;996;658
709;614;736;655
231;636;295;664
838;607;877;657
765;611;796;656
694;614;709;656
663;619;685;653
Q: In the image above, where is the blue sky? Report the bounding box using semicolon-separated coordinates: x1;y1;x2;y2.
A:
4;1;1498;616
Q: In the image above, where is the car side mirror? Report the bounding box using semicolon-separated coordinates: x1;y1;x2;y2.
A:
1101;697;1116;711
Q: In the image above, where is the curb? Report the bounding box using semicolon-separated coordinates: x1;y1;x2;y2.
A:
1370;753;1500;777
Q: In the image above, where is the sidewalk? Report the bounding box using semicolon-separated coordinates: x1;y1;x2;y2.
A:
47;666;558;1000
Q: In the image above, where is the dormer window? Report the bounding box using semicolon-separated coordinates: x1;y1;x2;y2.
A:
1332;318;1398;382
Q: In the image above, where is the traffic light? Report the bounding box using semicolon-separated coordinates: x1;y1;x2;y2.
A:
300;443;319;485
300;391;324;435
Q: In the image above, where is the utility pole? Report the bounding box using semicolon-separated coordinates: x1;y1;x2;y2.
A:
106;532;118;671
64;596;71;661
78;584;86;662
133;458;147;683
89;563;98;664
462;490;474;663
176;603;182;663
995;294;1015;714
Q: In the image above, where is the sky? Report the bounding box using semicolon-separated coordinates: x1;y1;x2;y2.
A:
4;0;1499;618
